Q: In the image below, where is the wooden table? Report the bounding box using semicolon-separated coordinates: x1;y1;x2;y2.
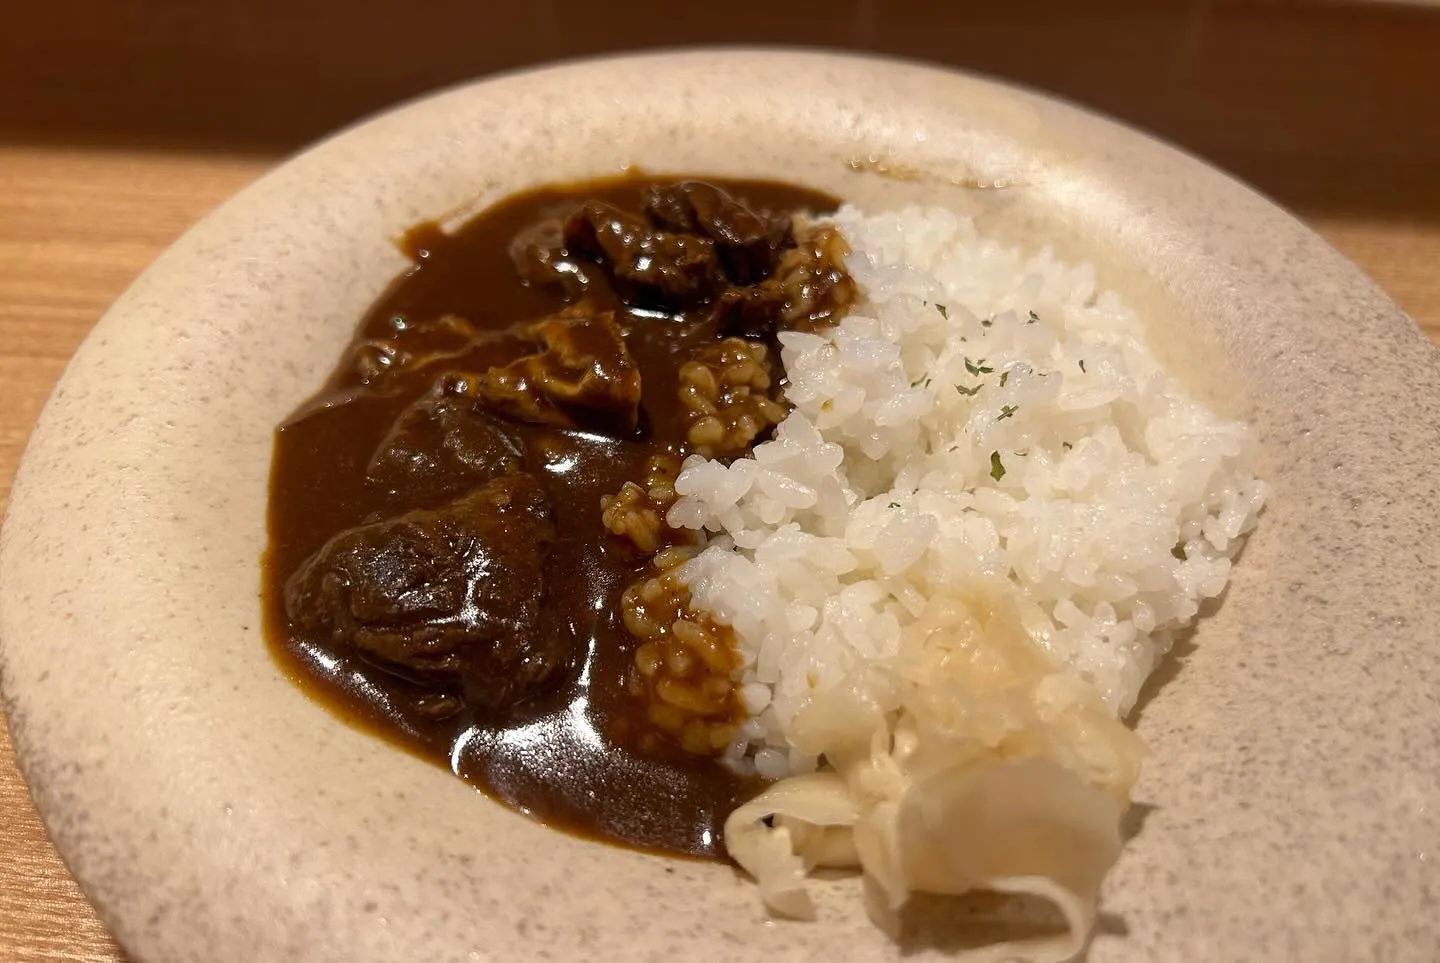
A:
4;5;1440;959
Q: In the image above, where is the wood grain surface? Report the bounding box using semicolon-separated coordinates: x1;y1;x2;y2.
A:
3;3;1439;960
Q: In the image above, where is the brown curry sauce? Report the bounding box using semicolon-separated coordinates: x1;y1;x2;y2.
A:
263;176;847;859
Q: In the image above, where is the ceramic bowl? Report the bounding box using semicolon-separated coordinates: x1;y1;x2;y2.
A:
3;50;1438;963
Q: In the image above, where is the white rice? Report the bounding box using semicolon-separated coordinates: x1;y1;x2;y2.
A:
666;205;1266;780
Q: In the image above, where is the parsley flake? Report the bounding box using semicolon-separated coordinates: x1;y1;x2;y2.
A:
1079;359;1087;373
888;501;901;509
964;357;994;376
936;304;949;320
1062;441;1074;451
955;383;982;397
981;316;994;328
989;451;1006;481
997;404;1018;421
999;370;1010;388
1027;310;1039;325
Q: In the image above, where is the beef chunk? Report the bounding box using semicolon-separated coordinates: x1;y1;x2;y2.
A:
563;201;725;310
508;218;592;301
470;307;642;433
713;225;857;340
284;474;573;712
643;181;794;285
350;314;477;384
712;284;788;341
366;396;522;504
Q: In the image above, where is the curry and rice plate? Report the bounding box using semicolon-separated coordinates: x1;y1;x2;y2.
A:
264;176;1264;961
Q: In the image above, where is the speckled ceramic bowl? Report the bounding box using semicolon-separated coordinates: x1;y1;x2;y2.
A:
3;50;1438;963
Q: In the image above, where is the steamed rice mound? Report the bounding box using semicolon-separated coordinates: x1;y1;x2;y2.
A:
664;205;1267;959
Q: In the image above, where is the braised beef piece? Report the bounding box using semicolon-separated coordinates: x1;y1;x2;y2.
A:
366;396;522;504
563;201;726;310
509;184;806;325
713;226;856;339
643;181;794;285
467;307;642;433
283;473;572;713
509;219;592;300
352;314;479;385
713;285;788;341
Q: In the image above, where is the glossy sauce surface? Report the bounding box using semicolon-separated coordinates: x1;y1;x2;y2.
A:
263;176;841;858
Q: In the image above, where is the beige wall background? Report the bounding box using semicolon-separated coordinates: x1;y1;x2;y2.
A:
2;0;1438;222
